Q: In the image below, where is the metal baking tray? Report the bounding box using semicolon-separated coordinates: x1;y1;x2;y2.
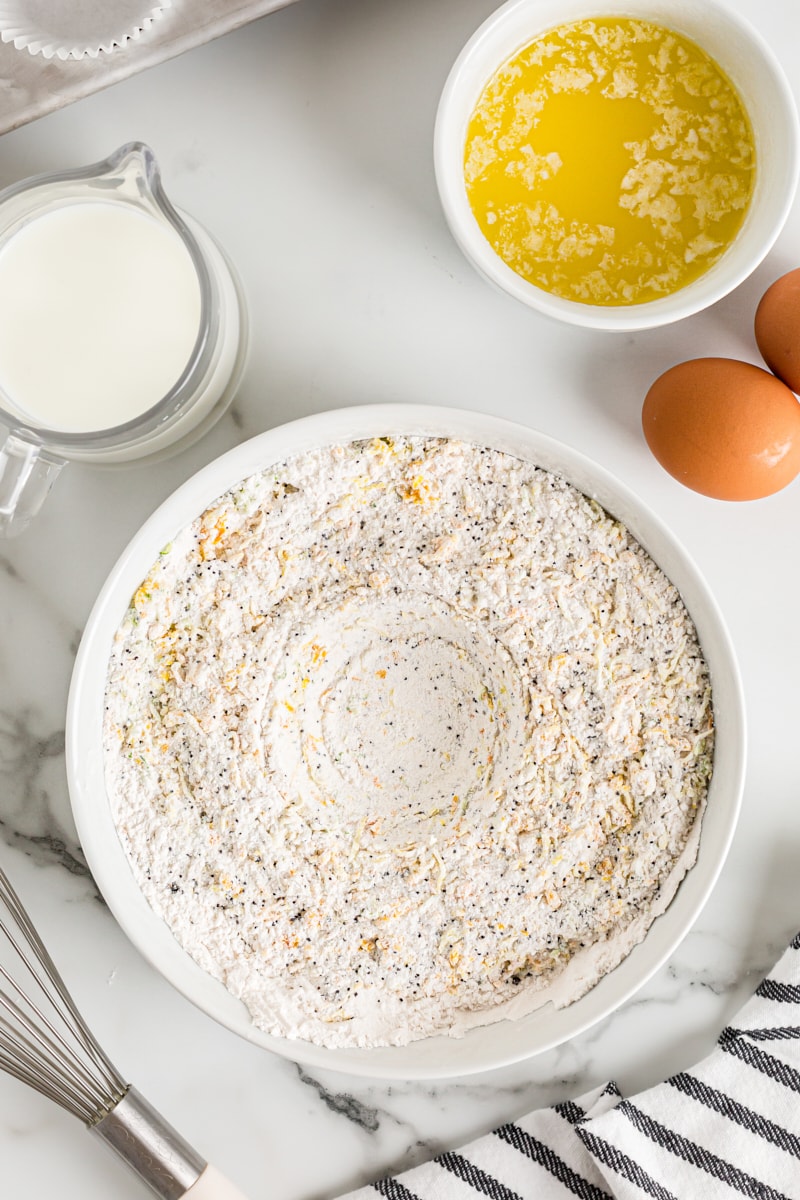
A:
0;0;296;136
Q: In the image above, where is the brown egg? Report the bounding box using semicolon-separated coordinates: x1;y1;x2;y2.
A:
642;357;800;500
755;268;800;393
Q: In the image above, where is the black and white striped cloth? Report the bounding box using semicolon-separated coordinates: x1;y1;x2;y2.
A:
345;933;800;1200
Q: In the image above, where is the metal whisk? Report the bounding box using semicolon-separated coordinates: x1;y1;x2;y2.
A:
0;863;248;1199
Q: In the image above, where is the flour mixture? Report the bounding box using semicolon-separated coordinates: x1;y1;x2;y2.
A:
104;437;713;1047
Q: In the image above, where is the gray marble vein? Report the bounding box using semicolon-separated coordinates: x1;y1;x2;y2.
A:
296;1066;382;1132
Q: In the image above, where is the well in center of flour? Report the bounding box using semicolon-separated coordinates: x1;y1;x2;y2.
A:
265;590;528;819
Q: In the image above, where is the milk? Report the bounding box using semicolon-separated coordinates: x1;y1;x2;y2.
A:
0;201;203;433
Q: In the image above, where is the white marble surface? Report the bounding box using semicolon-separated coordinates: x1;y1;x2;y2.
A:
0;0;799;1196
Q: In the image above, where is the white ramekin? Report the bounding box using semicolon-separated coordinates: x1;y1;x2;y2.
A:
434;0;799;331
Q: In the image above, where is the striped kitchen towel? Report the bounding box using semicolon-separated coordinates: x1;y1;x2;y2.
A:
344;932;800;1200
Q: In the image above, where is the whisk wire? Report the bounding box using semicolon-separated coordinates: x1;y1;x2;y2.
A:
0;939;124;1102
0;989;111;1121
0;1043;84;1117
0;1030;97;1121
0;867;127;1124
0;870;123;1076
0;945;116;1089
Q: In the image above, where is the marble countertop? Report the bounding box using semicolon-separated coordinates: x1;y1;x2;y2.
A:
0;0;798;1196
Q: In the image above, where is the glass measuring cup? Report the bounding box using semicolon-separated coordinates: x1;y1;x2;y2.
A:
0;141;248;536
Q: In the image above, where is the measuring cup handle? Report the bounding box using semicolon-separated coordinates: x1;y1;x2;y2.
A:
0;431;63;537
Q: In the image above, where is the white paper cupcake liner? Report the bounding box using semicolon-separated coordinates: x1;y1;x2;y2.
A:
0;0;172;61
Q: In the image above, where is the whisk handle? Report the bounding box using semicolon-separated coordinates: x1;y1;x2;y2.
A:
182;1164;250;1199
93;1086;251;1199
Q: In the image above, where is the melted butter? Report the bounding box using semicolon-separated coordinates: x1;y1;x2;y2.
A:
464;18;756;305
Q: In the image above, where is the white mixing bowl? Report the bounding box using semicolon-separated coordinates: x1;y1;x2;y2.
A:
434;0;799;331
66;405;745;1078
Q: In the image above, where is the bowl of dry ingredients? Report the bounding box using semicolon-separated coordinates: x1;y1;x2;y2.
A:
66;406;745;1077
434;0;799;330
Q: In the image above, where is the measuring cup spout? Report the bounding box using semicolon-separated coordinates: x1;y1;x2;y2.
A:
0;432;64;537
98;142;164;211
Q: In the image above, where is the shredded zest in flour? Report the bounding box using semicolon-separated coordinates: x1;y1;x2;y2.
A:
103;437;714;1048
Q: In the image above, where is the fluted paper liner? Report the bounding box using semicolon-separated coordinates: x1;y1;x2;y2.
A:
0;0;172;61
